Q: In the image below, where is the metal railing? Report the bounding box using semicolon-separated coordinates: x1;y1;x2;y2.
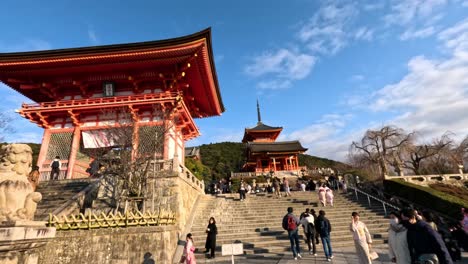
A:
347;185;400;216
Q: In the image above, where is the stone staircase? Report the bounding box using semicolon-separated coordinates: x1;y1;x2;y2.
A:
188;191;390;263
35;179;95;220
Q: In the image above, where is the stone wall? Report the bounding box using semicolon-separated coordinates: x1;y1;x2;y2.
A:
37;164;205;264
147;164;204;230
38;225;178;264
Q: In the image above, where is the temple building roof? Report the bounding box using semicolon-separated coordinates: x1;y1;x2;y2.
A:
247;141;308;153
245;122;283;132
0;28;224;118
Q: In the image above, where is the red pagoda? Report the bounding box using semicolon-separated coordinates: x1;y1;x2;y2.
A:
0;28;224;180
242;101;307;173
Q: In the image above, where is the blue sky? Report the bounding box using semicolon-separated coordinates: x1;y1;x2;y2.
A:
1;0;468;161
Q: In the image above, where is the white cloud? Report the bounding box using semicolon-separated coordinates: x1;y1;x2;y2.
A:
88;26;99;44
245;49;316;80
438;18;468;54
257;80;292;90
363;3;385;11
366;18;468;141
245;48;315;90
355;27;374;41
350;74;364;81
298;2;358;55
278;113;355;161
384;0;448;26
0;39;51;52
400;26;436;40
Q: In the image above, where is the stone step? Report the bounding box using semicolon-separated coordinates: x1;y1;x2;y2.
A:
192;224;388;236
189;232;389;244
190;237;386;255
188;192;392;261
194;211;386;222
34;179;94;220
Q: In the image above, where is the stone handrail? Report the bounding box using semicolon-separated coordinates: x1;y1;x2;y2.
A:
177;164;205;192
43;176;104;220
384;173;467;185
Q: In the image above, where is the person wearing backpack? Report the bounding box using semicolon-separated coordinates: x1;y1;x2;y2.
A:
300;208;317;256
317;210;334;261
50;156;61;180
282;207;302;260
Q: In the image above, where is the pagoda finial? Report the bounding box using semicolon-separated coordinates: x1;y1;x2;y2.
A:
257;99;262;124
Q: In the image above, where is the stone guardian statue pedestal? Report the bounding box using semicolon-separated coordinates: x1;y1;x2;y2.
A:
0;144;56;264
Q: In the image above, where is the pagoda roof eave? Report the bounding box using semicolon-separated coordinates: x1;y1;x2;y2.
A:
244;122;282;132
247;140;308;153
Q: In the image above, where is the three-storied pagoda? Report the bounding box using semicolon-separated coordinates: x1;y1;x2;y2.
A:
242;101;307;173
0;28;224;180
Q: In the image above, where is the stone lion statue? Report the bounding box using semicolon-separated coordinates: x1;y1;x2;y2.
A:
0;144;42;222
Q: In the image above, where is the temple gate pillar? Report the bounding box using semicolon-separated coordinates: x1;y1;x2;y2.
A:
131;123;140;160
66;126;81;179
36;129;51;178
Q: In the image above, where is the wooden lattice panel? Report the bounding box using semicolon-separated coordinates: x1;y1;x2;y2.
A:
46;132;73;160
138;125;164;157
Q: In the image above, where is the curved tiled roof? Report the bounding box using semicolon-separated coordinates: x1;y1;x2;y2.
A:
247;141;308;153
245;122;282;131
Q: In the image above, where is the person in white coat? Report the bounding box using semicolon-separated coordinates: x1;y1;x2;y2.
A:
388;212;411;264
325;186;334;207
350;212;373;264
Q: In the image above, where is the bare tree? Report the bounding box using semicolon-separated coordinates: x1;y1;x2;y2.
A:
447;134;468;168
0;112;13;142
350;125;414;178
403;133;452;175
83;104;177;213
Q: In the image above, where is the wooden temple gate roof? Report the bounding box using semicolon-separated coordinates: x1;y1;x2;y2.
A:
0;28;224;119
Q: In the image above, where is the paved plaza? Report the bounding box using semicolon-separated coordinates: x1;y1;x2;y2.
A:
202;244;468;264
276;245;468;264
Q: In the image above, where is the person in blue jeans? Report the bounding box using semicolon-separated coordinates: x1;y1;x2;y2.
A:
317;210;334;261
282;207;302;260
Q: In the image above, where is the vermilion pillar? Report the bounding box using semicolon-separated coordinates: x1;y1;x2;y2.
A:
66;126;81;179
37;129;51;173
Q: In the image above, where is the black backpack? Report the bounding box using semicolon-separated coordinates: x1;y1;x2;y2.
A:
51;160;60;169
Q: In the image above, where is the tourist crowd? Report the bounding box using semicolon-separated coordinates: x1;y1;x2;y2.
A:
198;177;466;264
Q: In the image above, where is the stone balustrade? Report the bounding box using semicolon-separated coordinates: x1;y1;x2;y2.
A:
177;164;205;192
384;173;468;185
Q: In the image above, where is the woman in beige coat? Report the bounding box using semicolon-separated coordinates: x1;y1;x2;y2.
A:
350;212;373;264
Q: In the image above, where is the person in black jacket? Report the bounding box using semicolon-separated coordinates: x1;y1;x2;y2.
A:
316;210;334;261
204;217;218;259
401;208;453;264
311;209;320;245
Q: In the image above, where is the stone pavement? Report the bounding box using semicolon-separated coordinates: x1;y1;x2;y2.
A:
276;245;468;264
276;245;393;264
203;245;468;264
